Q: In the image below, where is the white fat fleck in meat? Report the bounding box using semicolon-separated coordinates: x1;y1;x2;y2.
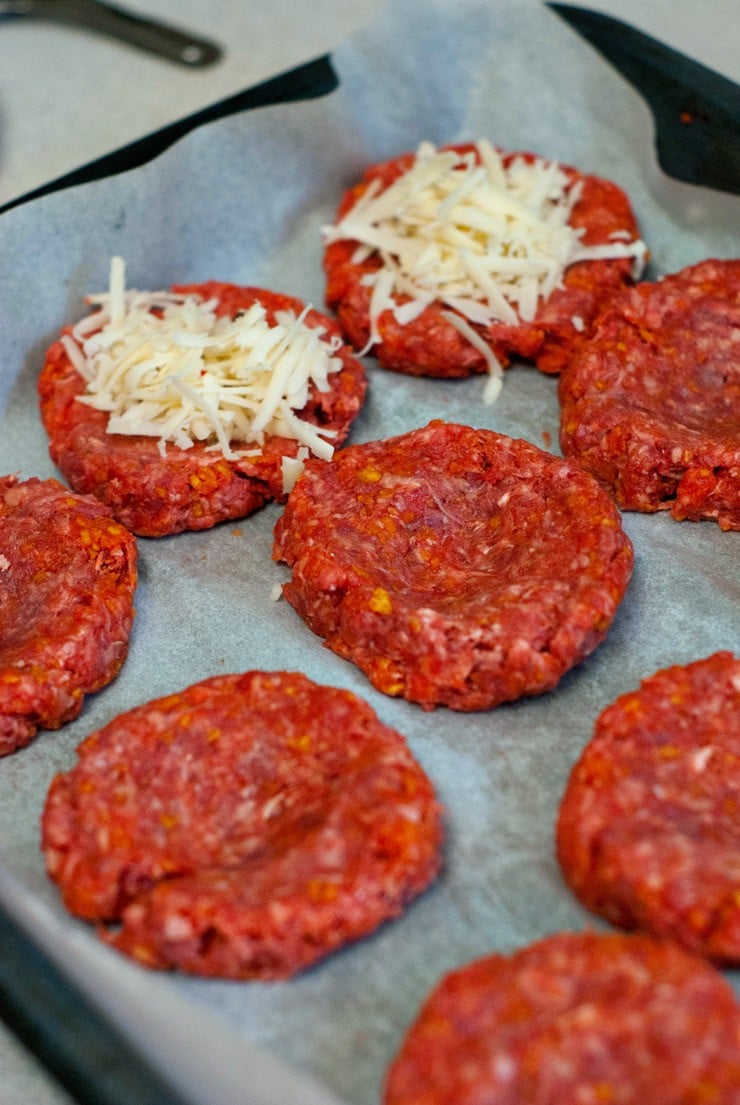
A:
395;804;423;823
0;554;10;572
162;914;195;941
570;553;592;570
268;900;293;925
567;1002;599;1028
491;1054;516;1083
690;746;714;772
261;792;285;820
232;797;256;821
317;828;348;869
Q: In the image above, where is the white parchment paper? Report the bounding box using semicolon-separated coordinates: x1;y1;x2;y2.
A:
0;3;738;1104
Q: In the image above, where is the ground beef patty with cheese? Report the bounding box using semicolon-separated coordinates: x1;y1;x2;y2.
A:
559;259;740;530
0;475;137;756
383;931;740;1105
273;421;633;711
39;274;367;536
42;671;443;979
557;652;740;964
323;141;644;394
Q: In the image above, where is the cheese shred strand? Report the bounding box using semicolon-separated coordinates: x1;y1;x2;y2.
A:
70;260;343;476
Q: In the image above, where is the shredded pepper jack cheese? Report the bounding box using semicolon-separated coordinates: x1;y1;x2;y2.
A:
64;258;344;465
323;140;647;401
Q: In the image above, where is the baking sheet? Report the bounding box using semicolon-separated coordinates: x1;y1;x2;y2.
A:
0;2;738;1103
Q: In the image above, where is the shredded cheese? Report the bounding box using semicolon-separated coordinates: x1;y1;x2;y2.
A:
440;310;503;404
70;259;343;478
324;140;647;399
280;447;310;494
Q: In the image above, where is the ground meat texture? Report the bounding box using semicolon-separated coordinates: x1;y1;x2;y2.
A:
38;284;367;537
557;652;740;964
273;422;633;711
0;476;137;756
383;931;740;1105
324;145;640;378
41;671;443;979
559;260;740;530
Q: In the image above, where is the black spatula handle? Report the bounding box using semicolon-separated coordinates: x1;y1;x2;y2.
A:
24;0;221;66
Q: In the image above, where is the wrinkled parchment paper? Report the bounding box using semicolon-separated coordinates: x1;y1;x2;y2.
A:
0;2;738;1103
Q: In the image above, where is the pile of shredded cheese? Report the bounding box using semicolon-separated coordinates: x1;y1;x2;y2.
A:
64;258;343;479
323;140;646;402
